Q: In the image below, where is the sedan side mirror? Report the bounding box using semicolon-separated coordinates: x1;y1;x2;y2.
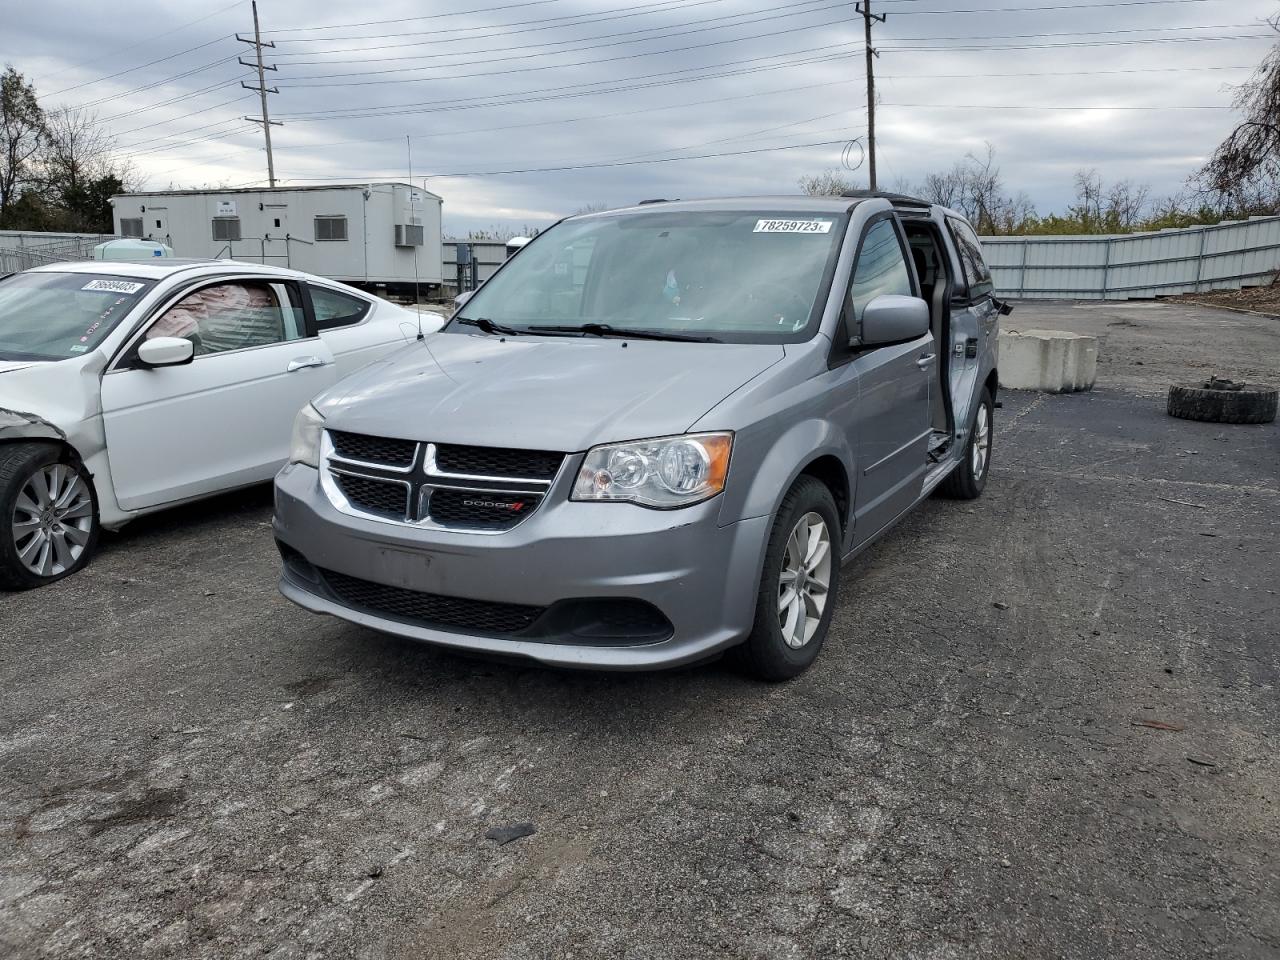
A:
137;336;195;368
858;295;931;346
453;290;475;314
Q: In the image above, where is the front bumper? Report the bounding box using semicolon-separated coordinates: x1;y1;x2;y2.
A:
273;463;769;669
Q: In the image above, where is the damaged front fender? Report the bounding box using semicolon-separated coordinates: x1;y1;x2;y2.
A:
0;407;68;443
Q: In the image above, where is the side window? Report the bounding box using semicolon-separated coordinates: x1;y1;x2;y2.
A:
310;284;371;329
948;218;993;298
849;219;912;322
147;281;303;356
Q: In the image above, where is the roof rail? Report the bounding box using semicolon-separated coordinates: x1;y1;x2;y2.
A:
841;189;931;208
637;198;673;205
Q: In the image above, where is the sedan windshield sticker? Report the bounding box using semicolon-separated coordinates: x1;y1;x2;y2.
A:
82;279;145;294
753;219;833;234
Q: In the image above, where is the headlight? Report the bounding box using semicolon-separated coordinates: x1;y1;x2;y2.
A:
288;404;325;468
571;432;732;508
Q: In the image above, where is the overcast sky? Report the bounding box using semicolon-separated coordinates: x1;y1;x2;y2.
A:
5;0;1276;234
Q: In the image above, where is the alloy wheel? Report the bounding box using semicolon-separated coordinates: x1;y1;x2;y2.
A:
972;403;991;479
777;511;833;649
11;463;94;578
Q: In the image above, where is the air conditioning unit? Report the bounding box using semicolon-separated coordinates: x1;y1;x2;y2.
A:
394;224;424;247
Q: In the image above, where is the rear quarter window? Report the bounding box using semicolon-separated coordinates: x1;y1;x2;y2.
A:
309;284;372;329
947;217;993;299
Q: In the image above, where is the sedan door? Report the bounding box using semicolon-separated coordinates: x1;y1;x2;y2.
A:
100;277;338;511
306;282;414;381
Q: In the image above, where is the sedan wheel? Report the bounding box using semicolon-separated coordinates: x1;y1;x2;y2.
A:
1;445;100;590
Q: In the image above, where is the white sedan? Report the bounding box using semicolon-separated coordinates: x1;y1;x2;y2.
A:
0;259;442;589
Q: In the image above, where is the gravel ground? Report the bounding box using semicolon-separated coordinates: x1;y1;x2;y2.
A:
1;301;1277;959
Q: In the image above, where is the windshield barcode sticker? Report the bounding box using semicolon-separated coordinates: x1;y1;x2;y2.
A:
82;279;145;294
753;219;833;234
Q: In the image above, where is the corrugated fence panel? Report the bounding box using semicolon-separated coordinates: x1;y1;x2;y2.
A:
981;216;1280;299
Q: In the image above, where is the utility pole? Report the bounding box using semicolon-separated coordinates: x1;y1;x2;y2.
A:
238;1;280;187
856;2;886;191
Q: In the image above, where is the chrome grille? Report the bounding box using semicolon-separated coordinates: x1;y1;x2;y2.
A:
322;431;564;532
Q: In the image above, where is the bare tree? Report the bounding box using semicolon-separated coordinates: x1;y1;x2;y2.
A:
797;170;860;196
1196;14;1280;211
0;64;46;226
42;106;128;194
911;144;1033;234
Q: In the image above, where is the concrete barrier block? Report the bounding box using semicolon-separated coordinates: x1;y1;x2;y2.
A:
998;329;1098;393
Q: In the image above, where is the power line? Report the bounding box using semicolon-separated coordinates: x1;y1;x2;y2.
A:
887;0;1243;13
275;79;857;151
275;137;858;181
275;44;862;120
270;0;729;41
33;0;245;83
271;0;568;32
882;33;1271;51
277;0;846;71
278;11;855;88
46;37;234;98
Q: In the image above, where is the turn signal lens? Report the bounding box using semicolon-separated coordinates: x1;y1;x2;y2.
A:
572;433;733;508
288;404;325;468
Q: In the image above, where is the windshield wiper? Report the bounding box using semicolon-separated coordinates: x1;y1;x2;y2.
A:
453;315;522;336
527;322;719;343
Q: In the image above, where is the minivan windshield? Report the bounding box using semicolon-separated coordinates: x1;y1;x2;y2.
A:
0;272;155;361
453;210;847;343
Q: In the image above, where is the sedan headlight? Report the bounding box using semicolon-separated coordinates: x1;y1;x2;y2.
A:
572;432;732;508
289;404;326;468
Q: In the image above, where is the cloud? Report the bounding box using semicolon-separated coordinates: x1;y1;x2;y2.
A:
5;0;1275;234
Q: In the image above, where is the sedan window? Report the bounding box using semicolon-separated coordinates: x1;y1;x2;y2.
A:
309;284;371;329
148;281;304;356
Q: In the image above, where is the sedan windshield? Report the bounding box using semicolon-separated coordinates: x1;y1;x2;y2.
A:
454;209;847;343
0;272;155;361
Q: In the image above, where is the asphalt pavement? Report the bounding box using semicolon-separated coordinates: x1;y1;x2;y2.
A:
1;300;1277;959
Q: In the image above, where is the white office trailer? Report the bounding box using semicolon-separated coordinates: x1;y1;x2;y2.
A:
109;183;444;292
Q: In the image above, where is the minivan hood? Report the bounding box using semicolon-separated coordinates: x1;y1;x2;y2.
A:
317;332;785;452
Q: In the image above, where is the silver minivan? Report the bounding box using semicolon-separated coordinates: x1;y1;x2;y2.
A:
274;193;1006;679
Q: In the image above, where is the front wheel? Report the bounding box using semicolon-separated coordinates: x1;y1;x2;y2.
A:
0;443;100;590
736;475;842;681
940;387;993;500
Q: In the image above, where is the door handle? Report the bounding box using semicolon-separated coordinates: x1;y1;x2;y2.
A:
916;353;937;369
287;356;330;372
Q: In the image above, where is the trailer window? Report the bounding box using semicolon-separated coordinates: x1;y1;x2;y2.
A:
315;216;348;241
212;217;241;242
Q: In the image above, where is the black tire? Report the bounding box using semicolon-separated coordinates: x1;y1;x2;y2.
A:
0;443;100;591
1167;381;1277;424
939;387;994;500
735;475;842;682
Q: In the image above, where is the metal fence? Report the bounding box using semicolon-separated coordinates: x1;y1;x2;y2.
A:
0;230;116;274
981;215;1280;300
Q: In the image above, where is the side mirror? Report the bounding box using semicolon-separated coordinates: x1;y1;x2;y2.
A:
453;290;475;313
858;295;930;346
137;336;195;368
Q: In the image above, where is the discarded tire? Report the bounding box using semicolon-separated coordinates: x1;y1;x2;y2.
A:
1167;377;1277;424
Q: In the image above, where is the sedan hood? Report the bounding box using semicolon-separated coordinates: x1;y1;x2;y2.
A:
316;331;785;452
0;360;43;375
